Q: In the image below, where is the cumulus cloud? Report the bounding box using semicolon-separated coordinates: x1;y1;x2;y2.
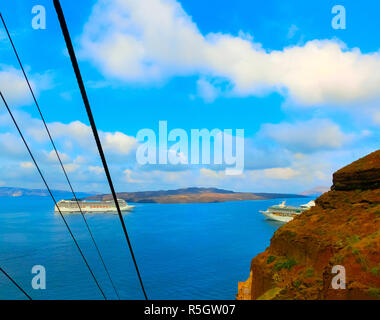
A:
20;161;34;169
89;165;104;174
200;168;225;179
259;119;347;153
46;150;71;163
287;24;299;39
263;167;300;180
0;65;53;106
0;66;31;106
0;132;27;157
80;0;380;106
37;120;92;146
0;109;140;191
124;169;142;183
196;79;219;103
374;111;380;125
28;119;137;156
102;131;137;155
243;141;291;170
63;163;79;173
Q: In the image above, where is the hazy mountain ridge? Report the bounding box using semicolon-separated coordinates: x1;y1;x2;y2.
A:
84;187;307;204
0;187;93;198
300;186;330;196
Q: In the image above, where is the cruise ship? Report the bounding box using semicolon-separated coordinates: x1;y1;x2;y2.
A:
54;199;135;213
260;200;315;223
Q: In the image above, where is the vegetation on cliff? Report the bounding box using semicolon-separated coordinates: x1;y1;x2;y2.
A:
237;150;380;300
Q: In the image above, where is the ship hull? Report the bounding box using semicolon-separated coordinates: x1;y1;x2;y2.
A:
54;199;135;213
260;210;294;223
55;204;135;213
259;200;314;223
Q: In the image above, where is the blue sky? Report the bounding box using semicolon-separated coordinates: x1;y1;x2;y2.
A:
0;0;379;193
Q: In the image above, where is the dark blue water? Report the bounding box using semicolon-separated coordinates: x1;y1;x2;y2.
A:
0;196;310;300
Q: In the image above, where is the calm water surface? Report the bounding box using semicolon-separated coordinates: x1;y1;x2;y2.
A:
0;196;311;300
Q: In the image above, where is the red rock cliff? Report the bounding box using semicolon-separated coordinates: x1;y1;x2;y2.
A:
237;150;380;300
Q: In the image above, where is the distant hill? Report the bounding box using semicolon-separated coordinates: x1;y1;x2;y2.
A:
84;187;307;204
300;186;330;196
0;187;93;199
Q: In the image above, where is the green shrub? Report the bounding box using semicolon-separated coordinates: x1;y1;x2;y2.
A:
333;253;345;264
274;258;297;271
347;234;360;244
283;231;297;239
267;255;276;264
305;268;314;278
368;288;380;299
370;267;379;276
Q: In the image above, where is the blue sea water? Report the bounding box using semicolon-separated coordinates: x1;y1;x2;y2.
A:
0;196;311;300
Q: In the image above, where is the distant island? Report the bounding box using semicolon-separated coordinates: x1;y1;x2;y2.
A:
83;187;307;204
0;186;309;204
0;187;92;199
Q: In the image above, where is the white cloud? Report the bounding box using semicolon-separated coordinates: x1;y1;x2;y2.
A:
74;155;87;164
200;168;225;179
28;120;137;156
89;165;104;174
374;111;380;125
246;150;340;189
0;132;26;157
0;109;140;191
63;163;80;173
80;0;380;106
199;168;246;182
20;161;34;169
287;24;299;39
124;169;142;183
46;150;71;163
196;78;219;103
102;131;137;155
243;141;291;170
263;167;300;180
41;120;92;146
0;65;53;107
259;119;347;153
0;66;31;106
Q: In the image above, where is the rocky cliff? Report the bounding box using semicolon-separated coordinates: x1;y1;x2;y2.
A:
237;150;380;300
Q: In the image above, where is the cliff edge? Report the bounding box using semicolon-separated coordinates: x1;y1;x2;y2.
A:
237;150;380;300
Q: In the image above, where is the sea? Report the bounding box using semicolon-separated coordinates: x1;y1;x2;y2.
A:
0;195;312;300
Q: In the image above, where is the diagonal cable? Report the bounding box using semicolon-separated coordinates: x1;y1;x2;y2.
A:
53;0;148;300
0;91;107;300
0;266;32;300
0;11;120;300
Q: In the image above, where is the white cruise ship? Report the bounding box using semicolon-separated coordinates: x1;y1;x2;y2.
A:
260;200;315;223
54;199;135;213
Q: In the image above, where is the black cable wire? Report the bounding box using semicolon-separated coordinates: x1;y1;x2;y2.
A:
0;12;120;300
0;91;107;300
0;266;32;300
53;0;148;300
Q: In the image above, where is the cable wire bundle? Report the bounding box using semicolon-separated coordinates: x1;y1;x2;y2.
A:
0;1;148;300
